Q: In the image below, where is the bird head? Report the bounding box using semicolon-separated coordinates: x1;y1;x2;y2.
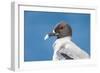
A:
44;21;72;40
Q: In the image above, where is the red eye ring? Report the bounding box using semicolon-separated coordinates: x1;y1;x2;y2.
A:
60;26;64;29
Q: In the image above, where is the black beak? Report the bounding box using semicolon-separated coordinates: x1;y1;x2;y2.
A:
48;32;57;36
44;31;59;40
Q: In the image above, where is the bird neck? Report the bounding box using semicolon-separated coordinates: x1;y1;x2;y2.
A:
57;36;72;41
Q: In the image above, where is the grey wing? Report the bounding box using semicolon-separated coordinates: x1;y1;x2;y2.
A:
60;53;73;59
59;42;89;59
56;50;73;60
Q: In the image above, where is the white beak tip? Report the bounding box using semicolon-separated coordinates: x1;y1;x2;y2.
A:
44;34;49;40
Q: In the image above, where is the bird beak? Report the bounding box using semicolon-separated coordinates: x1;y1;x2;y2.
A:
44;30;59;40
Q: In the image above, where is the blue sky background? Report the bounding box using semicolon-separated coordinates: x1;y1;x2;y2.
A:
24;11;90;61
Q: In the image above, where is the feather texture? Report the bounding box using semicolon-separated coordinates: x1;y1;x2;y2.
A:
52;36;89;60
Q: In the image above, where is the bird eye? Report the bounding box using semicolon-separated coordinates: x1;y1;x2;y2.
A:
59;26;64;29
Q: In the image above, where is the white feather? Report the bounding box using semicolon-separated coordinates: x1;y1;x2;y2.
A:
52;36;89;60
